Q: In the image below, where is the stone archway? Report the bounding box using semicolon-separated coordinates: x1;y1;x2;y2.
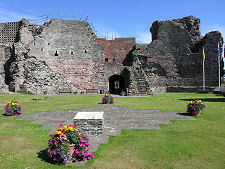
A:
109;75;125;94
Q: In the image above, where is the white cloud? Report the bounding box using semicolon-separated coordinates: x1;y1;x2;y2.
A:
0;8;34;22
135;31;152;44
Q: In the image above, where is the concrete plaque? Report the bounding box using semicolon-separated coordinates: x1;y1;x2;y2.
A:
74;112;104;120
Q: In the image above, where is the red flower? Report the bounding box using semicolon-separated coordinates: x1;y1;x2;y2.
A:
68;124;76;128
15;101;18;103
60;124;63;126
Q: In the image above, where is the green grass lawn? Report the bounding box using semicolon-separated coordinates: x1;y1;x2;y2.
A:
0;93;225;169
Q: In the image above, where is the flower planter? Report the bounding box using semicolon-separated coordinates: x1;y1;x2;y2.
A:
69;144;77;163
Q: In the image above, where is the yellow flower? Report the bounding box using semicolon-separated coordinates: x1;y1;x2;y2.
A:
56;131;62;135
68;126;74;131
8;102;11;104
190;101;193;104
64;126;68;130
199;100;201;102
59;128;63;130
12;103;15;105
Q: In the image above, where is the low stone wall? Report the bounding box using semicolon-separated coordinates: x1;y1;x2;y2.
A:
167;86;215;93
149;86;167;95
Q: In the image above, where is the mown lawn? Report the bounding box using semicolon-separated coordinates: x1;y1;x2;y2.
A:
0;93;224;169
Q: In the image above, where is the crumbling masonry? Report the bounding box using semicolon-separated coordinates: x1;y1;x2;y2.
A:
0;16;223;95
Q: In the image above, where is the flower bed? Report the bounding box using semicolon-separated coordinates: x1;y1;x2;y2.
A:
47;124;94;164
102;91;114;104
4;99;22;116
187;99;206;116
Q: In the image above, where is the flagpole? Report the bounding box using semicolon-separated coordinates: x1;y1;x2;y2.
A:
203;56;205;90
218;42;221;87
203;47;205;90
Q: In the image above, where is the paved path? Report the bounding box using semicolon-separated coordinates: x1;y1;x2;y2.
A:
20;104;195;154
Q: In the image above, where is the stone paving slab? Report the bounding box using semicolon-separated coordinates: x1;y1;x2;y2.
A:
19;104;195;165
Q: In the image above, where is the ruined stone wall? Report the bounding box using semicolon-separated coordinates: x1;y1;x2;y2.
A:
0;16;223;95
132;16;223;91
96;37;136;63
0;22;20;44
0;45;12;92
5;19;108;94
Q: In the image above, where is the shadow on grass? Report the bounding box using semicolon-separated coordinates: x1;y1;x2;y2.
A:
37;148;54;164
37;148;87;166
177;112;193;117
179;98;225;102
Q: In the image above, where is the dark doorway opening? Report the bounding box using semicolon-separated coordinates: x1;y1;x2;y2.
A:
109;75;125;94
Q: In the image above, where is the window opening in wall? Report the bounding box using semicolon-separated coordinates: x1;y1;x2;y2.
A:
48;43;50;45
105;58;108;62
71;51;74;55
84;49;87;53
55;50;58;56
113;58;115;61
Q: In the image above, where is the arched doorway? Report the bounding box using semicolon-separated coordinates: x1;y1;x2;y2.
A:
109;75;125;94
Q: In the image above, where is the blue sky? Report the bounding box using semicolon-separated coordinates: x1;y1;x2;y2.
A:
0;0;224;44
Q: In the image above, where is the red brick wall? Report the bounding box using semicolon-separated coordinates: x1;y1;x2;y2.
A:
96;37;136;64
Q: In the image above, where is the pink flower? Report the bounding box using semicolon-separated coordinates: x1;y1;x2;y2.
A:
87;141;90;146
88;156;91;160
83;144;85;147
79;143;83;147
50;134;52;137
83;158;86;161
53;158;56;161
47;148;51;153
86;148;90;152
54;151;57;155
54;141;58;145
82;151;85;155
50;142;53;144
75;149;79;154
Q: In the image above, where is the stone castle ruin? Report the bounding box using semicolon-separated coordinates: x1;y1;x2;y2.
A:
0;16;223;95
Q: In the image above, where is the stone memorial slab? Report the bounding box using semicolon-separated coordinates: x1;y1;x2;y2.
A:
74;112;104;135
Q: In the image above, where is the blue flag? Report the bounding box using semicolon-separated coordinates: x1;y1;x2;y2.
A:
217;42;220;58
